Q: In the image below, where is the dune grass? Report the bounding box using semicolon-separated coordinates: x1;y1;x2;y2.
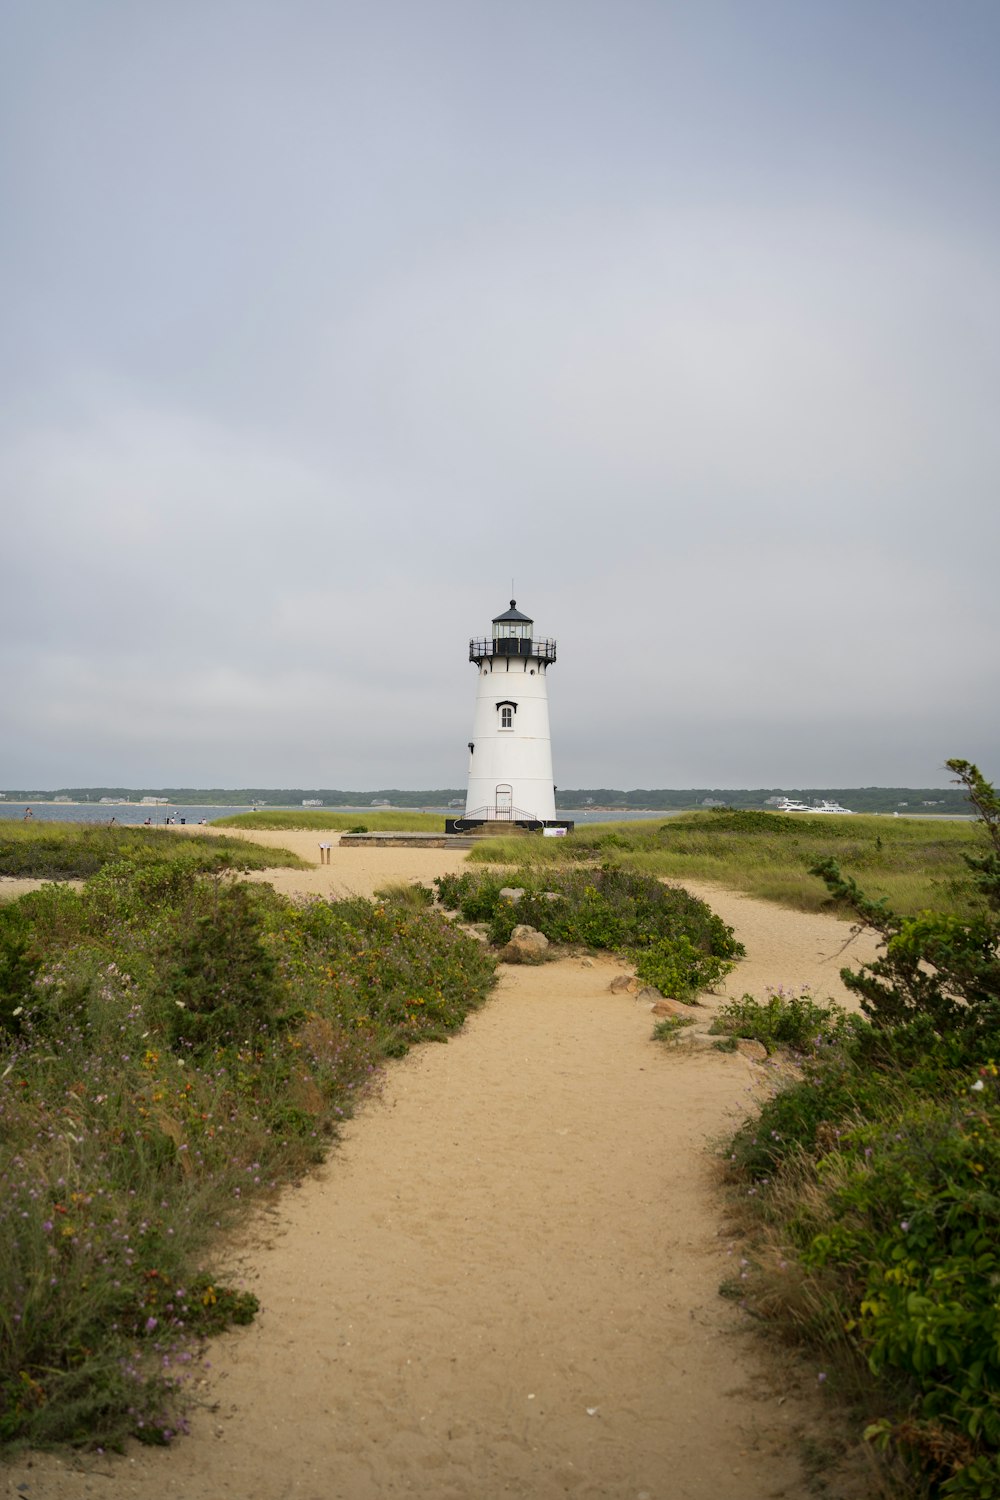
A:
466;810;983;918
214;809;447;833
0;823;305;882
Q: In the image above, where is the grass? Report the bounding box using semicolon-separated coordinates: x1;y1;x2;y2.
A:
213;809;447;833
466;809;984;918
0;857;496;1451
0;823;305;882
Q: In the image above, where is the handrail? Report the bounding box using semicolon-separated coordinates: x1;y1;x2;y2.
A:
462;802;542;823
469;638;557;663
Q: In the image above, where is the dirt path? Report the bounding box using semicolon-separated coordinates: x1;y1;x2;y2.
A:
5;847;881;1500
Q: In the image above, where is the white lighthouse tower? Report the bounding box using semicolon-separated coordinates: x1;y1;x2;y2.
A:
450;600;569;833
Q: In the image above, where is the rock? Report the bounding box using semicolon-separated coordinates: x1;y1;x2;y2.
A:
498;887;525;902
637;986;663;1003
650;996;701;1019
609;974;638;994
580;957;595;968
735;1038;768;1062
501;925;550;962
511;923;547;945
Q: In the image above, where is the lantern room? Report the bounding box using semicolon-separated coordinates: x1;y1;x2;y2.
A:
469;600;557;665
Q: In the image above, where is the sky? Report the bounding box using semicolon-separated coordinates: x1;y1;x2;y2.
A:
2;0;998;792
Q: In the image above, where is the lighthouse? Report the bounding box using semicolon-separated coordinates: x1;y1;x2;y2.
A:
449;600;570;833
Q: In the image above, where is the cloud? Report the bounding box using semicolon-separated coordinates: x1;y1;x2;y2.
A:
2;3;998;787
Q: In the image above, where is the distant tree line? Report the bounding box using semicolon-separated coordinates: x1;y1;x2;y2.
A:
1;785;975;815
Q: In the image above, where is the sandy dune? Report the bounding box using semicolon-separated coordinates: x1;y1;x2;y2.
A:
4;838;882;1499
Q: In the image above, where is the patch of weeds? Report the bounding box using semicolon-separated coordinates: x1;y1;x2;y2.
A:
652;1015;694;1044
183;1277;260;1336
712;1035;739;1053
373;881;435;908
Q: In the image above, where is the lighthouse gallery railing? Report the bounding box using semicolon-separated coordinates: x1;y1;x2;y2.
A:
469;637;557;663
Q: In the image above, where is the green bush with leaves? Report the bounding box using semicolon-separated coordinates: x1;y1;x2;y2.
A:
710;987;855;1056
435;863;743;999
725;759;1000;1496
160;881;286;1053
0;908;42;1037
812;760;1000;1069
796;1071;1000;1494
633;935;733;1000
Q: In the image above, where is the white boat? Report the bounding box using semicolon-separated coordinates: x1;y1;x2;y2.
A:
773;797;854;814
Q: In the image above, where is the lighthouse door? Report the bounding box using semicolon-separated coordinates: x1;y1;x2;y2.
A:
494;784;513;820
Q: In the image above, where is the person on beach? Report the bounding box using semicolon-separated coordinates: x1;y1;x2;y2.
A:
23;807;32;820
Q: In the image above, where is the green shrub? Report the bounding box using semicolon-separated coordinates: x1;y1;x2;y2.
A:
436;864;742;999
633;936;730;1001
802;1072;1000;1494
435;871;513;922
0;908;42;1037
160;881;287;1053
710;987;855;1055
725;759;1000;1495
0;859;496;1452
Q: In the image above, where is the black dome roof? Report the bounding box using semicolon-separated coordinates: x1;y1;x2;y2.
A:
492;599;533;624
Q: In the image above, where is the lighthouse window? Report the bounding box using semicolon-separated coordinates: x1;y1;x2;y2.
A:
500;705;513;729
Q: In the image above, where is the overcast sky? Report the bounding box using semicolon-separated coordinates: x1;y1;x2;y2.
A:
2;1;998;792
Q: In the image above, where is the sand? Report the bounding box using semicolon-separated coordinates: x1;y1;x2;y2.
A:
3;837;883;1500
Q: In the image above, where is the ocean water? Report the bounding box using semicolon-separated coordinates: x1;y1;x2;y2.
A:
0;802;673;827
0;803;256;826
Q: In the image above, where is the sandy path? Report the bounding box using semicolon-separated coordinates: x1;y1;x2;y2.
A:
4;843;882;1499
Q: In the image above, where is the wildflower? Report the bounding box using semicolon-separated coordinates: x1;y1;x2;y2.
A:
818;1372;827;1384
971;1079;985;1092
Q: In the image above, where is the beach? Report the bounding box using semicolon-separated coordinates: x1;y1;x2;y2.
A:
3;835;881;1499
